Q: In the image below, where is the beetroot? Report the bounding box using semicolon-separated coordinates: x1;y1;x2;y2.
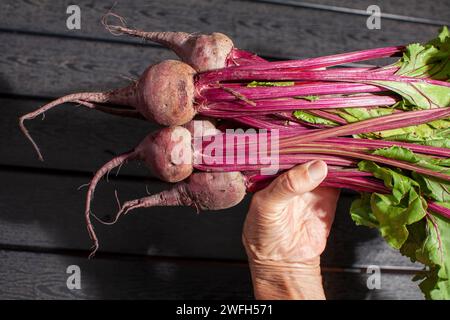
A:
19;60;196;160
86;170;247;258
84;120;221;256
118;171;247;216
102;12;266;72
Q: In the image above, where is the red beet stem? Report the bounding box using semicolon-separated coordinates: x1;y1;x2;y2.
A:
199;68;450;87
227;49;268;66
428;202;450;219
201;94;398;116
280;108;450;146
322;138;450;158
232;115;311;131
219;46;404;71
200;82;386;101
281;146;450;181
195;153;356;172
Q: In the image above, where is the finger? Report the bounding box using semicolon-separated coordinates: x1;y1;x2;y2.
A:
258;160;328;209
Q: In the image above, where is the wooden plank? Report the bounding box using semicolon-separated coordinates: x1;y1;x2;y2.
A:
0;168;418;268
0;96;156;175
0;249;253;299
322;268;423;300
0;249;423;299
0;33;174;97
0;0;442;60
293;0;450;22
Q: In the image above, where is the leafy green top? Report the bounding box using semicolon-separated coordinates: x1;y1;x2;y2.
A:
290;28;450;299
372;27;450;109
351;146;450;299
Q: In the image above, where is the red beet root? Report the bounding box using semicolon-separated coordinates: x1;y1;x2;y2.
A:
19;60;196;160
103;13;236;72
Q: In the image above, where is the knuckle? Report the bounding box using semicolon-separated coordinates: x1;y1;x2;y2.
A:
281;168;305;193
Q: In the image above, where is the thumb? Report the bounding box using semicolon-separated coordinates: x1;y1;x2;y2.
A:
259;160;328;209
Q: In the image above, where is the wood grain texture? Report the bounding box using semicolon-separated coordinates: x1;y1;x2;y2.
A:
0;96;156;175
0;249;253;300
0;168;418;268
0;0;443;60
0;249;423;299
297;0;450;21
0;32;174;97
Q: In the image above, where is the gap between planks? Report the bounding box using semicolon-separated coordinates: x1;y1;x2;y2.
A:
0;28;377;66
0;244;422;274
249;0;450;26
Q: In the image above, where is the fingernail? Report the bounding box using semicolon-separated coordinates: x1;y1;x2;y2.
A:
308;160;327;181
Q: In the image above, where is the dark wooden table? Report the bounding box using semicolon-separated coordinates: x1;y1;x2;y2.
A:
0;0;448;299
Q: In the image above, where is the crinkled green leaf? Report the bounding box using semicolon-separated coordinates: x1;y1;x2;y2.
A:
334;108;450;145
370;146;450;203
295;95;320;101
395;26;450;80
348;28;450;299
371;146;450;174
370;80;450;109
335;107;394;123
356;160;427;248
350;193;379;228
367;27;450;110
419;213;450;300
371;126;450;144
292;110;337;126
375;120;450;148
351;144;450;299
401;213;450;300
413;174;450;202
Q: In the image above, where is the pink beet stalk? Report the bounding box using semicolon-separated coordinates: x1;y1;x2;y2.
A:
322;138;450;158
200;82;386;101
199;68;450;87
279;108;450;145
218;46;404;71
428;203;450;219
201;94;399;116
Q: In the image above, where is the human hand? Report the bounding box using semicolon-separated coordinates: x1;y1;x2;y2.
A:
242;160;340;299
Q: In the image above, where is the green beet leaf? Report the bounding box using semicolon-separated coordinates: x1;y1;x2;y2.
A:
367;27;450;109
395;26;450;80
351;145;450;298
292;110;337;126
355;160;427;248
371;80;450;109
401;213;450;300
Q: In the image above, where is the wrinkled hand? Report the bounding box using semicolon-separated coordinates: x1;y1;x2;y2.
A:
243;161;340;300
